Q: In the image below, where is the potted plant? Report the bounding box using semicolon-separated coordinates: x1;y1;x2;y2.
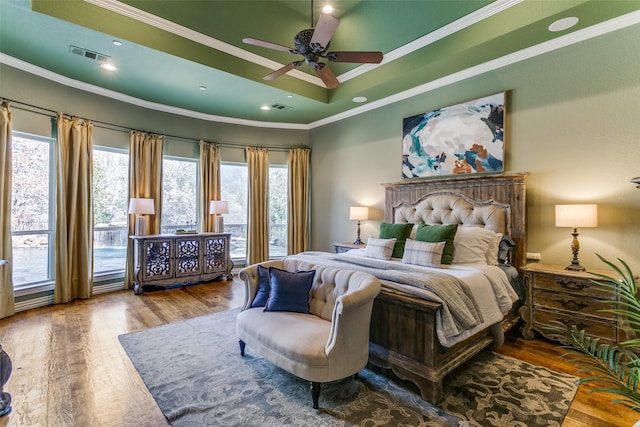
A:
545;254;640;414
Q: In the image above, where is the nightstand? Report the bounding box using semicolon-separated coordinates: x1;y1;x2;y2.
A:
333;242;365;254
519;263;630;344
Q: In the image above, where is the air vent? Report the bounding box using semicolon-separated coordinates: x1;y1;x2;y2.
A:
271;103;293;111
69;45;110;63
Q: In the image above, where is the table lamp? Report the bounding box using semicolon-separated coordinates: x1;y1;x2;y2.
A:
349;206;369;246
210;200;229;233
555;204;598;271
128;198;155;236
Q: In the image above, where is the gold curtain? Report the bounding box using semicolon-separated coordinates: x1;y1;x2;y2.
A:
124;131;164;288
54;113;94;303
199;140;221;232
287;148;310;255
0;102;15;318
246;146;269;265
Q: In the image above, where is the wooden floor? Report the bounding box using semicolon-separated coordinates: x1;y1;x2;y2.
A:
0;278;635;427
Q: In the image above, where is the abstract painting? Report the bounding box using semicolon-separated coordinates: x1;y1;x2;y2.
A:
402;92;505;179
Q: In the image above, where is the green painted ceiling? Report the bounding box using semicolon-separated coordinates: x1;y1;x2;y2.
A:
0;0;638;127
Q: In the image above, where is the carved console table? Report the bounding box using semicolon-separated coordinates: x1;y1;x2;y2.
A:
130;233;233;295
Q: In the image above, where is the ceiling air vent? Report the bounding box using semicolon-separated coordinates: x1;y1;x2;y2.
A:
271;103;293;111
69;45;110;63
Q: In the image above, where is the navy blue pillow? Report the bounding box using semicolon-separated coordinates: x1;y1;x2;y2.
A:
250;265;271;308
264;267;315;314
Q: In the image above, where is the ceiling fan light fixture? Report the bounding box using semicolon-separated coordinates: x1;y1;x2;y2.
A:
322;5;334;14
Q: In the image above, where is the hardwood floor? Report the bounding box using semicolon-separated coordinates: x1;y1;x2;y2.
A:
0;278;635;426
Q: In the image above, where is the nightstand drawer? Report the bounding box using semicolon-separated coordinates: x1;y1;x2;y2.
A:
533;309;616;342
534;274;613;300
533;289;615;320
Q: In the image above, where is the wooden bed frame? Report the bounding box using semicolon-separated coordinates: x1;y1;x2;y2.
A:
367;172;527;404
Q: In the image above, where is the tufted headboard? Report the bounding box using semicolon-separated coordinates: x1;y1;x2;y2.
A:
393;192;509;235
384;173;527;269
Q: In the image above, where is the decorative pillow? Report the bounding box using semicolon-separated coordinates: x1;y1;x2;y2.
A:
452;226;498;264
264;267;315;314
415;224;458;265
498;235;517;266
485;232;504;266
250;264;271;308
364;237;397;260
402;239;446;268
379;222;414;258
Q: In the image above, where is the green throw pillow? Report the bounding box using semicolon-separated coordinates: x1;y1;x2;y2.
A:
415;223;459;265
379;222;413;258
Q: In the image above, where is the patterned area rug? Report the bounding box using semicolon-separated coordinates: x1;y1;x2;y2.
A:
119;309;578;427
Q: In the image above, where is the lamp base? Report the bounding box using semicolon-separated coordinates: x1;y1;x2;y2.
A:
565;262;585;272
353;237;364;246
135;216;147;236
214;216;224;233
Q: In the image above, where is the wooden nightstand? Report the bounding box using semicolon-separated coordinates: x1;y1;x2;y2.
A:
519;263;630;344
333;242;365;254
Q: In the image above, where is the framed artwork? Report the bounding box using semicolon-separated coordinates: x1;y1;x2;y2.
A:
402;92;505;179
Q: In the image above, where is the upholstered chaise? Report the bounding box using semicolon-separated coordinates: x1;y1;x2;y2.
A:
237;259;381;409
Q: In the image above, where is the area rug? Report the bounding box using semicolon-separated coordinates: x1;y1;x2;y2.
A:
119;309;578;427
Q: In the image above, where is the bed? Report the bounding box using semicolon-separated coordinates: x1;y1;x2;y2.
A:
291;172;527;404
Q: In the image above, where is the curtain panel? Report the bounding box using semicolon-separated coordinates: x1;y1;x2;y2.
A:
54;113;94;303
287;148;310;255
0;102;15;318
199;141;221;233
125;131;164;288
246;146;269;265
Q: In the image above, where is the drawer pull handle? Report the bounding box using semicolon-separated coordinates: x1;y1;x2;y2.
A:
558;299;588;310
557;318;587;330
557;279;587;290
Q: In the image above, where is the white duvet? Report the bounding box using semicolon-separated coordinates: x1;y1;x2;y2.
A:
342;248;520;347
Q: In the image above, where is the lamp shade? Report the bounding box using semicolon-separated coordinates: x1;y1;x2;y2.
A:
128;198;155;215
555;204;598;228
349;206;369;221
209;200;229;215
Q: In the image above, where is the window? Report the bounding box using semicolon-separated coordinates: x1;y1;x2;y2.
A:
269;166;288;258
10;132;55;287
162;156;198;233
220;163;248;260
93;147;128;275
219;162;288;262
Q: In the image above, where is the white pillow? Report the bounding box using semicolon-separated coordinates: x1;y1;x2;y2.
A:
452;227;499;264
402;239;445;267
485;232;503;266
364;237;397;260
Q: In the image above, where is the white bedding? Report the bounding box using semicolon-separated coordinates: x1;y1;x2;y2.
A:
341;248;519;347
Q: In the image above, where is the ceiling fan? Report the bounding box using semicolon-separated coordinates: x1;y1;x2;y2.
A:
242;1;383;89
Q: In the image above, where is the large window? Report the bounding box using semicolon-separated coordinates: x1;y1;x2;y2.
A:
269;166;288;258
93;147;128;275
220;162;288;262
10;132;55;287
162;156;198;233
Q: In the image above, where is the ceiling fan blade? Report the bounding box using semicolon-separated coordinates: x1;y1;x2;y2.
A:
263;63;297;81
327;51;384;64
315;64;339;89
310;14;339;51
243;37;295;53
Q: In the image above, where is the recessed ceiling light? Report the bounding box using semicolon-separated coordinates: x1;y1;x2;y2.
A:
199;86;207;91
260;105;271;111
287;95;293;99
548;17;579;32
100;63;117;71
112;40;123;46
322;5;334;14
352;96;367;103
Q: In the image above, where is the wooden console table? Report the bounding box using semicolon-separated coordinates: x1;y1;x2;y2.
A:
131;233;233;295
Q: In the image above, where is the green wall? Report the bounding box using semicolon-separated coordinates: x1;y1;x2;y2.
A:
309;24;640;272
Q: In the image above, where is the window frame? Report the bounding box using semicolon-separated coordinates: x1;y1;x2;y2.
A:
161;154;200;234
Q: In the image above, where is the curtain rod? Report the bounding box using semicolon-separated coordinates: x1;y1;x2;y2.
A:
2;97;305;153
